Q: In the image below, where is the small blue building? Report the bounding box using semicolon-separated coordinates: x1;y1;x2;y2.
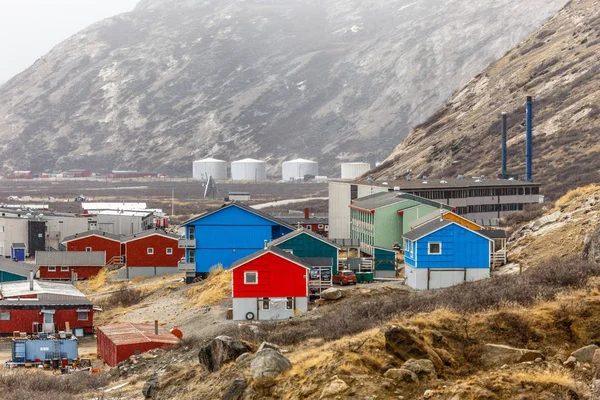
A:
269;228;341;274
11;243;26;262
180;203;294;280
403;219;492;290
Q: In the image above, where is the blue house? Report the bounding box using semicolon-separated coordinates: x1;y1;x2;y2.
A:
180;203;294;281
403;219;492;290
269;228;341;274
11;243;26;262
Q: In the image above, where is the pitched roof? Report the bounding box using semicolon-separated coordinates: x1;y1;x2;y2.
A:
402;219;453;241
97;323;180;346
62;230;122;243
0;280;90;304
11;243;26;248
182;202;294;229
480;229;507;239
230;246;312;270
301;257;333;267
350;192;405;211
35;251;106;267
121;229;181;243
0;259;38;278
269;228;341;249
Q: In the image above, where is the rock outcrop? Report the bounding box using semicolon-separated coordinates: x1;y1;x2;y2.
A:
250;348;292;379
320;377;350;399
222;377;248;400
481;344;543;368
571;345;599;363
384;326;443;371
198;336;251;372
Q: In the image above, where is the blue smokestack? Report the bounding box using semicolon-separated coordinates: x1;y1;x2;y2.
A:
526;96;533;182
501;112;508;177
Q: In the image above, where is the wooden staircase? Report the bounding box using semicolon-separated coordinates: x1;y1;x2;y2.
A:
106;256;125;271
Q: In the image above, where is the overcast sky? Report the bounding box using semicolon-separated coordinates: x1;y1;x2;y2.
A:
0;0;139;83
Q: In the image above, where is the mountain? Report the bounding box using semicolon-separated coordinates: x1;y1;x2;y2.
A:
372;0;600;200
0;0;567;175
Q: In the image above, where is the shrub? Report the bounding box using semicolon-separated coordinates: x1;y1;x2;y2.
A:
501;203;546;227
0;371;109;400
97;287;145;310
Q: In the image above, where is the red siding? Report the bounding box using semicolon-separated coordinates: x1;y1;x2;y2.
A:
38;266;103;280
232;252;308;298
0;308;94;334
66;236;121;263
125;235;184;268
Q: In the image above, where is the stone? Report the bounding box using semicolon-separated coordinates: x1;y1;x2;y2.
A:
384;326;443;371
379;363;395;374
431;330;444;344
236;352;252;364
591;378;600;397
563;356;577;369
258;342;280;352
423;389;435;399
535;358;543;363
321;287;343;300
320;378;350;399
571;344;599;363
198;336;251;372
142;374;159;399
250;348;292;379
402;359;437;379
481;344;544;368
383;368;419;383
593;349;600;378
222;377;248;400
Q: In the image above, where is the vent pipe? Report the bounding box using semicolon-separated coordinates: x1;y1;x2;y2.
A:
501;112;508;177
526;96;534;182
155;320;159;335
304;207;310;219
29;270;34;291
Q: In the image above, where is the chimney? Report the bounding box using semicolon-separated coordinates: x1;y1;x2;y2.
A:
155;320;159;335
304;207;310;219
29;270;34;291
526;96;534;182
501;112;508;177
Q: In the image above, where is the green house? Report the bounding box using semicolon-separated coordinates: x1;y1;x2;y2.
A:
269;229;341;274
0;259;37;283
350;192;453;255
373;246;397;278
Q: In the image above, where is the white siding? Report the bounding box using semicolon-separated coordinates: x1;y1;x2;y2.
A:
193;158;228;180
282;159;318;181
405;266;490;291
231;159;267;181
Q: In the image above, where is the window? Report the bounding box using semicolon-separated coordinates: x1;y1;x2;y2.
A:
147;248;154;255
282;249;293;254
286;297;294;310
189;250;195;263
306;225;312;231
244;271;258;284
77;311;89;321
428;242;442;255
166;248;173;255
48;266;56;272
262;297;270;310
188;226;196;240
318;224;324;229
0;312;10;321
85;247;92;252
325;225;329;231
61;266;69;272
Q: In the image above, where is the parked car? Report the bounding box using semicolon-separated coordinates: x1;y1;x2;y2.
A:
332;271;357;286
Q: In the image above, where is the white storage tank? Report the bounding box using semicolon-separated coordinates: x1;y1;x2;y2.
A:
193;158;228;180
231;158;267;181
341;162;371;179
282;158;319;181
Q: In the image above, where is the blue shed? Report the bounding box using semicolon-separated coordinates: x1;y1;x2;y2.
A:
181;203;294;279
403;219;492;290
269;228;341;274
11;243;26;262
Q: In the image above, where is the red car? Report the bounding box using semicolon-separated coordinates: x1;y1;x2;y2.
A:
333;271;357;286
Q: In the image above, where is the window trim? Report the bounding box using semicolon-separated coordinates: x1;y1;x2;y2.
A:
188;226;195;240
60;266;69;272
262;297;270;310
48;266;56;272
85;247;92;252
77;311;89;321
147;248;154;255
166;247;173;255
244;271;258;284
428;242;442;255
0;311;10;321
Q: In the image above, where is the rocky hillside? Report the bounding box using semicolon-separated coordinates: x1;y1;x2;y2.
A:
0;0;567;175
372;0;600;200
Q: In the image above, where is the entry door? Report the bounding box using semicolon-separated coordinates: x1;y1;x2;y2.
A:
42;312;55;333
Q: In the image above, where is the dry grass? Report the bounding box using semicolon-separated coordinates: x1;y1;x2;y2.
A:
79;267;108;292
554;183;599;209
186;266;232;306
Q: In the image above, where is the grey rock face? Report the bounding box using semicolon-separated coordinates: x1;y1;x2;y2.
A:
481;344;543;368
383;368;419;383
401;359;437;379
198;335;251;372
250;348;292;379
571;344;600;363
142;374;159;399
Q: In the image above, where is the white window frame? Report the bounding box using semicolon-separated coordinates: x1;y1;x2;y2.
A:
85;247;92;252
306;225;312;231
147;248;154;255
48;266;56;272
262;297;270;310
166;248;173;255
244;271;258;284
325;225;329;231
77;311;89;321
318;224;324;229
286;297;294;310
188;226;195;240
61;266;69;272
428;242;442;255
0;311;10;321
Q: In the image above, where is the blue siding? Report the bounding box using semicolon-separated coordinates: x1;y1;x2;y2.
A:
184;205;293;273
11;248;25;261
404;224;490;269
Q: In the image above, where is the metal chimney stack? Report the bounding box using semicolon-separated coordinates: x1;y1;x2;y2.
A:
526;96;534;182
501;112;508;177
155;320;159;335
29;270;34;291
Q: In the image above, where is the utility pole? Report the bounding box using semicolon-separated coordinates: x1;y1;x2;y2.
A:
171;188;174;217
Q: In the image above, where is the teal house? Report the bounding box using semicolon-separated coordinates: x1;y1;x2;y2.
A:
0;259;38;283
372;246;397;278
269;229;341;274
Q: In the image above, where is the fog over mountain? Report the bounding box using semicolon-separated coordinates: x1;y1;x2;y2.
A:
0;0;567;175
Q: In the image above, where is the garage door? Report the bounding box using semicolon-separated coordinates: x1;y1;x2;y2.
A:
428;269;466;289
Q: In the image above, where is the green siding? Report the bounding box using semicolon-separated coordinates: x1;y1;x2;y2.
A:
274;233;339;274
0;271;27;283
374;247;396;271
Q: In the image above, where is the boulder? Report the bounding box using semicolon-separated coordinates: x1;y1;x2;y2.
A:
199;336;251;372
320;378;349;399
251;348;292;379
384;326;443;371
383;368;419;383
222;377;248;400
571;345;599;363
564;356;578;369
322;287;343;300
431;330;444;344
481;344;543;368
258;342;280;352
236;352;252;364
591;378;600;398
402;359;437;379
142;374;159;399
423;389;435;399
593;349;600;378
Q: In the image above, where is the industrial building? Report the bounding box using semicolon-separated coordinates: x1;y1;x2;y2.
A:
193;158;228;180
328;179;543;239
97;322;180;367
231;158;267;181
36;251;106;280
341;162;371;179
63;169;91;178
282;158;319;181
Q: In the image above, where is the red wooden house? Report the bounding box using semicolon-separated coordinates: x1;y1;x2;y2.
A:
0;280;93;336
36;251;106;280
63;230;123;264
230;247;310;321
120;230;184;279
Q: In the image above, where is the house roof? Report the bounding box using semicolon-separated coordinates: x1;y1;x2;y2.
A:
0;280;89;301
230;246;312;271
35;251;106;267
0;259;38;278
480;230;507;239
11;243;26;248
121;229;181;243
182;202;294;229
354;177;542;189
97;323;180;346
403;219;493;242
350;192;406;211
62;230;122;243
301;257;333;267
277;216;329;225
269;228;341;249
330;238;361;248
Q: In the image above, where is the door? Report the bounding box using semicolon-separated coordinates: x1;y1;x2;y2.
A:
42;311;55;333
